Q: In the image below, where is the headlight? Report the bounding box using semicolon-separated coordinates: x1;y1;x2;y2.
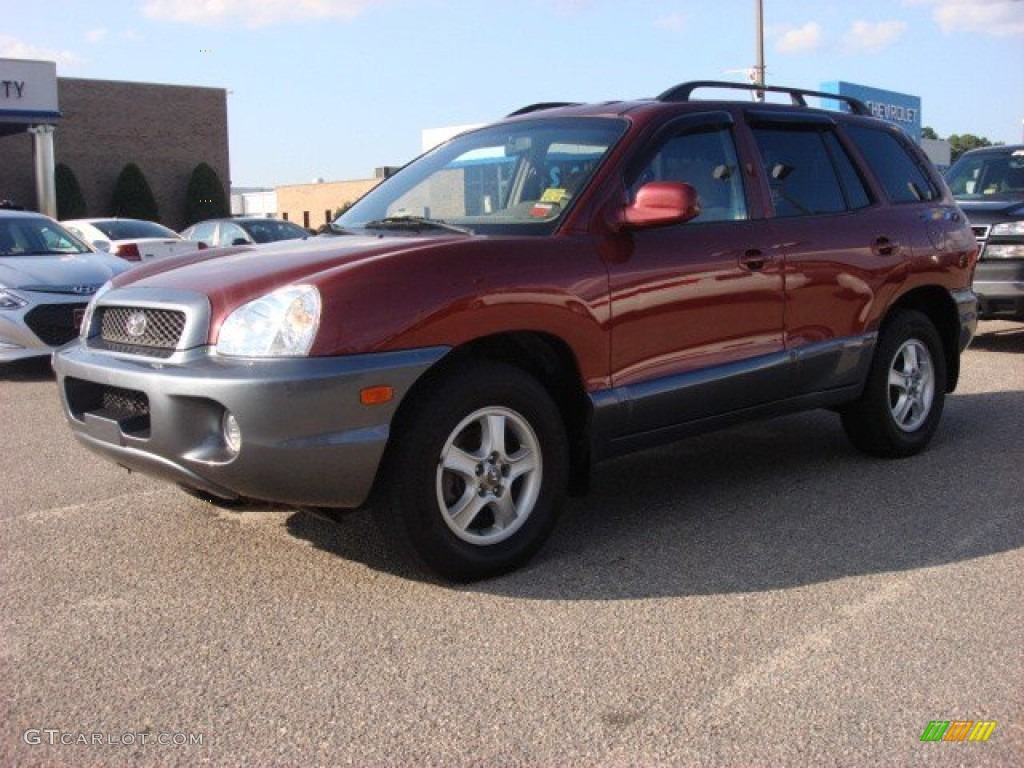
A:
80;280;112;338
990;221;1024;237
0;285;28;310
216;285;321;357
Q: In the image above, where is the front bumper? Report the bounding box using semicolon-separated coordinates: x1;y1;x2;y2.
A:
53;343;449;507
973;249;1024;320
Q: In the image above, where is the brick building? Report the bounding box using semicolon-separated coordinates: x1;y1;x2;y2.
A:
1;69;228;231
275;177;383;230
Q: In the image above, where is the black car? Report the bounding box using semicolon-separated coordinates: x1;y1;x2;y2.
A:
945;145;1024;320
181;217;311;249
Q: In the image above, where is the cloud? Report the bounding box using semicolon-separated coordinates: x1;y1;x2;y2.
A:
656;12;687;32
142;0;384;27
85;28;108;44
844;20;907;53
774;21;823;54
911;0;1024;37
0;35;85;67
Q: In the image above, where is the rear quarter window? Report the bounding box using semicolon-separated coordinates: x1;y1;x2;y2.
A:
845;124;940;204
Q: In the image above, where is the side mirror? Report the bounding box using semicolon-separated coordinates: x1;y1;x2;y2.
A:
231;237;250;246
610;182;700;231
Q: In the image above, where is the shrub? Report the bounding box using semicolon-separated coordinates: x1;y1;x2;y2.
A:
55;163;87;219
184;162;229;225
110;162;159;221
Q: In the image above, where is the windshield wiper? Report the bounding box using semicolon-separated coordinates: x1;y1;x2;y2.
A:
361;216;473;235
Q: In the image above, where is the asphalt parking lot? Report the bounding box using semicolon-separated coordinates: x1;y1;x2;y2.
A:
2;321;1021;767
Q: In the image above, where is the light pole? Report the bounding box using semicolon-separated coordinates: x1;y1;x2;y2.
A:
754;0;766;101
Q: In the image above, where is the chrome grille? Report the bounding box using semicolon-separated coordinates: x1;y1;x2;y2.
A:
971;225;990;241
100;307;186;350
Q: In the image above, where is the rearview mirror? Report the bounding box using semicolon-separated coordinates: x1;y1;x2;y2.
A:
610;182;700;231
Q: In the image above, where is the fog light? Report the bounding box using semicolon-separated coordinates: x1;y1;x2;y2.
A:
222;411;242;454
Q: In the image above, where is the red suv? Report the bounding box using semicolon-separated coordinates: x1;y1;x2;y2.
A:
54;82;978;580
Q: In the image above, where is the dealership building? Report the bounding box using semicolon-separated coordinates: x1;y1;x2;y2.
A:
0;57;229;231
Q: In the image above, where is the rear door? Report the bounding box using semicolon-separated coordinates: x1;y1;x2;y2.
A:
747;112;910;395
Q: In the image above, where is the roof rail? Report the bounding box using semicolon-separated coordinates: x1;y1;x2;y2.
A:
506;102;580;117
656;80;870;116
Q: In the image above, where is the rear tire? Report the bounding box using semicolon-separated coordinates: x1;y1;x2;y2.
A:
841;310;946;458
375;361;568;582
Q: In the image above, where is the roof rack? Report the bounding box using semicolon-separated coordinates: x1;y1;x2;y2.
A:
506;102;581;117
656;80;870;116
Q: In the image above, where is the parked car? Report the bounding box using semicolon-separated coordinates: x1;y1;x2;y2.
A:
62;218;200;263
181;217;311;248
0;210;130;362
944;145;1024;320
53;81;978;581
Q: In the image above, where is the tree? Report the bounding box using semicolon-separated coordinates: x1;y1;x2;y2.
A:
184;162;229;225
948;134;994;163
110;162;159;221
55;163;87;219
921;126;939;140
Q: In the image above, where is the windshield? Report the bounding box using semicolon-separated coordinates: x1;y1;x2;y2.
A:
89;219;180;240
242;219;309;243
336;117;627;236
945;149;1024;201
0;217;92;256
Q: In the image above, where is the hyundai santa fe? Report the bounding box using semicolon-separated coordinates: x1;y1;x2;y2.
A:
53;81;978;580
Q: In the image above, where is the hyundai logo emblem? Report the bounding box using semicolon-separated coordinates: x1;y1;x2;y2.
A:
125;311;148;338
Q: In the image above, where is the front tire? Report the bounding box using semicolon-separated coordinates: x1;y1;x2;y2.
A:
841;310;947;458
376;361;569;581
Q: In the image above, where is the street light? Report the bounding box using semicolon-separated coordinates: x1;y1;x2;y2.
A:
754;0;766;101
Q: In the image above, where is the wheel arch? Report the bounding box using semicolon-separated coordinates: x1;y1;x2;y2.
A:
384;331;593;497
885;285;961;392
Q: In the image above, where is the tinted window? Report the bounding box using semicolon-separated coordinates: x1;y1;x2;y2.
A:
752;127;850;217
823;132;872;210
845;125;940;204
91;219;179;240
630;125;748;222
242;219;309;243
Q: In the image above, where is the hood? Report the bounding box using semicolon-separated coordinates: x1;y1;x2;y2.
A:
955;198;1024;220
111;232;467;310
0;252;130;291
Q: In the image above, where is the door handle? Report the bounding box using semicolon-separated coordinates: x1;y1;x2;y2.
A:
739;249;770;271
872;237;899;257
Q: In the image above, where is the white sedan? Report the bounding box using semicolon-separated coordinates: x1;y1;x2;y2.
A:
63;218;201;263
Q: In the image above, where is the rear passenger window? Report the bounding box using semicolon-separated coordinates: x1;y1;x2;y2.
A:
845;124;940;204
752;127;870;217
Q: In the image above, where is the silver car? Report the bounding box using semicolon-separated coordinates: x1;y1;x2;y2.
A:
0;210;130;363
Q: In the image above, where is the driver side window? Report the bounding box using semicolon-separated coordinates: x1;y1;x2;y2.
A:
630;126;748;222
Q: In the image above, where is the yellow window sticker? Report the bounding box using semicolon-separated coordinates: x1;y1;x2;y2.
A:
540;188;568;204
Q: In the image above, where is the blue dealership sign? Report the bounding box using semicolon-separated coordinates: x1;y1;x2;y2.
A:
820;81;921;143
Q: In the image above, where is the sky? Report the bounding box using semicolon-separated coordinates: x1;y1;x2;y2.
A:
4;0;1023;188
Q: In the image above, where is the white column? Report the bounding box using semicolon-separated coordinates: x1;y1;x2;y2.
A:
29;124;57;218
